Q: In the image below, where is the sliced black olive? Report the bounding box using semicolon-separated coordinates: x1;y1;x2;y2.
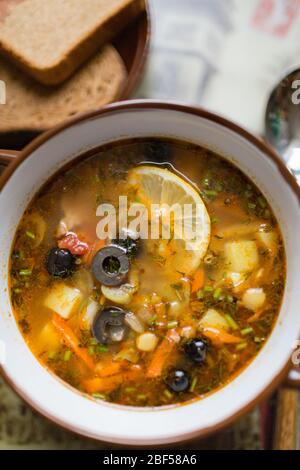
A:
165;369;190;393
92;307;128;345
184;338;207;364
143;140;173;163
92;245;130;286
46;248;76;278
112;236;140;259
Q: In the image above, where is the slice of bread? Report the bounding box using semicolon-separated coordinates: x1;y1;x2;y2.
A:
0;0;145;85
0;43;127;132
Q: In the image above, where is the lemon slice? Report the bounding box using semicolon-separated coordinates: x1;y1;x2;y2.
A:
127;166;211;274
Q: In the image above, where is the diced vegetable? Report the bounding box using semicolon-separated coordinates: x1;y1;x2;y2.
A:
83;366;142;393
181;326;196;339
199;309;229;331
124;311;144;333
241;288;266;311
44;283;83;319
216;222;262;239
136;332;158;352
146;329;180;378
256;231;277;254
80;298;99;329
224;240;258;272
52;313;94;370
101;284;134;305
226;272;244;288
95;360;125;377
39;322;61;351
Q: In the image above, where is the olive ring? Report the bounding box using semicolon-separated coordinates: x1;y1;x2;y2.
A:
91;245;130;286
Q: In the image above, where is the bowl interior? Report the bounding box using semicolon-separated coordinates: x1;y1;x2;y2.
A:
0;103;299;445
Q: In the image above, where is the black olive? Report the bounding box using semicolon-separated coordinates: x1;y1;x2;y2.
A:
46;248;76;278
112;236;140;259
143;140;173;163
92;245;130;286
92;307;128;345
184;338;207;364
165;369;190;393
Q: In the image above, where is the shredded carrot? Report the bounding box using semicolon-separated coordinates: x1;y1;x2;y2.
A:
52;313;94;370
247;309;264;323
201;327;242;346
191;268;205;293
146;329;180;378
95;360;125;378
83;366;142;393
83;238;106;265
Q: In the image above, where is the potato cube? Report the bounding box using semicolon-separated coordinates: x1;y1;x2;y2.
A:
81;299;99;328
199;309;229;331
224;240;258;272
256;231;277;254
242;288;266;311
44;283;82;319
39;322;61;351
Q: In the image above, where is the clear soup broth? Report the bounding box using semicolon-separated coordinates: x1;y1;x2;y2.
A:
10;139;285;407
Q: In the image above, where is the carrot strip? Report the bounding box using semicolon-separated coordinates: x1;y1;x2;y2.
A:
201;327;242;346
247;309;264;323
83;239;106;265
146;329;180;378
95;360;125;378
83;366;142;394
52;313;94;370
191;268;205;293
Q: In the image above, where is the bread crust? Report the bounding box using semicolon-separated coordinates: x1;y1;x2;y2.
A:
0;44;127;131
0;0;145;85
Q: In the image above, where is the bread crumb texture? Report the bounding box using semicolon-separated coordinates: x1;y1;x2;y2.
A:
0;44;127;131
0;0;138;67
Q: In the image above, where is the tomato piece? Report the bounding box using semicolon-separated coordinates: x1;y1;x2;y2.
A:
58;232;89;256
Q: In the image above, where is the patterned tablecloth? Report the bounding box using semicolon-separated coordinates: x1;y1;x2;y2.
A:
1;0;300;450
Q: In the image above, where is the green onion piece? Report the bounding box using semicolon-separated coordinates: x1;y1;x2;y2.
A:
248;202;256;210
164;389;173;399
236;342;247;351
19;269;32;276
258;196;267;208
124;387;135;393
196;289;204;299
203;189;218;198
25;230;36;240
92;393;106;400
204;285;213;293
241;327;254;336
88;346;95;356
211;217;219;224
190;376;198;392
226;294;234;303
89;338;98;346
14;288;22;294
96;344;108;353
137;394;147;401
213;287;222;300
167;321;178;329
63;350;72;361
224;314;239;330
48;351;56;360
147;315;157;326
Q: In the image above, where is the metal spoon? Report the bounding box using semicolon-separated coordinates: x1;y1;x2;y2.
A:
265;67;300;183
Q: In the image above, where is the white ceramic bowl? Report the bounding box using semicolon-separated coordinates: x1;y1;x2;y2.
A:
0;101;300;445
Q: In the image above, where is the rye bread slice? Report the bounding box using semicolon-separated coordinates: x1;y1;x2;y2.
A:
0;0;145;85
0;43;127;132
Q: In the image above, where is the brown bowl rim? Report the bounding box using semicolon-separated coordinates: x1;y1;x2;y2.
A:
0;99;299;446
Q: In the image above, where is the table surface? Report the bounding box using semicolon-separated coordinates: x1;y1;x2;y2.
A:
0;0;300;450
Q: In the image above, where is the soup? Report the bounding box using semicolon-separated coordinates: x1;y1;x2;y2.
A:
10;139;285;407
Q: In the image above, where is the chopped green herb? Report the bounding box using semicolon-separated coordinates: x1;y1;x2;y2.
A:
213;288;222;300
190;376;198;392
196;289;204;299
63;350;72;361
241;327;254;336
236;342;247;351
92;393;106;400
88;346;95;356
224;314;239;330
25;230;36;240
19;269;32;276
48;351;57;360
167;320;178;329
164;389;173;399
